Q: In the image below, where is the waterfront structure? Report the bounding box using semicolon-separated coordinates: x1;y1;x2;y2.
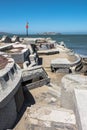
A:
22;66;50;89
24;42;39;66
0;43;39;68
0;54;24;130
74;89;87;130
0;36;87;130
0;42;50;90
0;43;30;68
0;35;12;43
51;54;83;73
28;105;76;130
61;74;87;110
22;37;60;54
61;74;87;130
11;35;20;43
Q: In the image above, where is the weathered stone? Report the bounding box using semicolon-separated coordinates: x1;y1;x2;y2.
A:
1;35;12;43
0;55;24;129
74;89;87;130
51;54;82;73
0;43;30;67
61;74;87;110
11;35;20;43
22;66;50;89
37;49;59;55
0;97;17;130
27;105;76;130
29;118;38;125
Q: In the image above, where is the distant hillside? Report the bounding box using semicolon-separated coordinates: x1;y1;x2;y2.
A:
37;32;62;35
0;32;12;35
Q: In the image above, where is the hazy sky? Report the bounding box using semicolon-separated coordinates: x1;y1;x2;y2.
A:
0;0;87;34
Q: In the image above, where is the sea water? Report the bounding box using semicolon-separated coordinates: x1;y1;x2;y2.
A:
52;34;87;56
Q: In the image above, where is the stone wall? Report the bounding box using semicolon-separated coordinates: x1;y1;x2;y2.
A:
0;97;17;130
0;81;24;130
14;85;24;112
0;55;24;130
22;66;50;89
0;85;24;130
22;66;48;82
11;49;30;64
25;78;50;90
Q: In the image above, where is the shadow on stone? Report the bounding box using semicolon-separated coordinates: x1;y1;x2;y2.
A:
84;70;87;75
13;87;35;128
38;57;43;65
23;87;36;106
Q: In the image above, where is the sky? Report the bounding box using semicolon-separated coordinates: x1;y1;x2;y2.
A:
0;0;87;34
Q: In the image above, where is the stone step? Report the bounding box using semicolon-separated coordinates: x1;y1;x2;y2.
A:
27;105;77;130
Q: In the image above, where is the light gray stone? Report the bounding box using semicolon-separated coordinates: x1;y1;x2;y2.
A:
1;35;12;43
51;54;82;73
11;35;20;42
0;55;24;129
61;74;87;110
27;105;77;130
74;89;87;130
0;97;17;130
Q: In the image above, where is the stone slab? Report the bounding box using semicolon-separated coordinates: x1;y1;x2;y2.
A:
61;74;87;110
74;89;87;130
27;105;77;130
51;58;70;65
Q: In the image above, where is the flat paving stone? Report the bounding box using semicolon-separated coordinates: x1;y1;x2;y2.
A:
27;104;77;130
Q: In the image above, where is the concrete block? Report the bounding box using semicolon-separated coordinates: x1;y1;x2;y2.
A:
61;74;87;110
0;97;17;130
27;105;77;130
74;89;87;130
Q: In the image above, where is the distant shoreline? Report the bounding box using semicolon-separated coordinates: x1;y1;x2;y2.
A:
1;32;87;36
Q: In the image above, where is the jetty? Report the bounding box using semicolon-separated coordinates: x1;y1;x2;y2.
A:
0;54;24;130
0;35;87;130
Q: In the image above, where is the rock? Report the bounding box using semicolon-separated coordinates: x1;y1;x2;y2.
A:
1;35;12;43
11;35;20;43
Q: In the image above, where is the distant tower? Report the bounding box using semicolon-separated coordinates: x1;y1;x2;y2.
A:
26;22;29;36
